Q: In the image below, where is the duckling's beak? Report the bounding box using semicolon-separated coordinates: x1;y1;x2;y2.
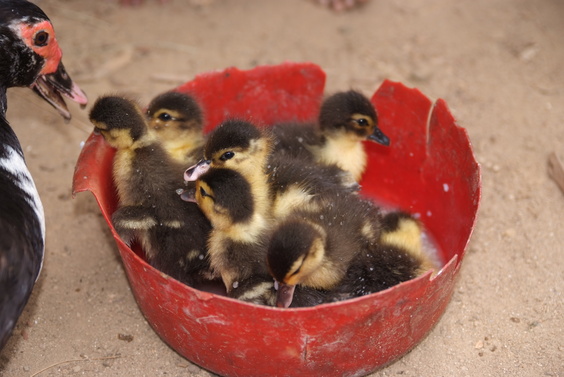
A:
31;61;88;121
368;127;391;147
176;187;196;202
275;281;296;308
184;159;211;181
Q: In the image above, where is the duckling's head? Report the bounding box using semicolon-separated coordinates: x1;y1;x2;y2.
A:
195;168;254;230
319;90;390;146
267;219;327;308
89;95;148;150
146;91;203;133
185;119;272;181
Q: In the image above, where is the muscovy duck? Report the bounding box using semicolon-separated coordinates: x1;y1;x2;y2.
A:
0;0;87;350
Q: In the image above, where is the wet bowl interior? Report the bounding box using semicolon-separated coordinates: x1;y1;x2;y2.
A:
72;62;480;377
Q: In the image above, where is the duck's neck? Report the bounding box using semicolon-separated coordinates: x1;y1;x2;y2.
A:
1;86;7;118
0;86;24;155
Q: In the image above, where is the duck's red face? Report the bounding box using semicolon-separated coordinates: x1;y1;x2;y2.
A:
18;20;62;75
11;19;87;120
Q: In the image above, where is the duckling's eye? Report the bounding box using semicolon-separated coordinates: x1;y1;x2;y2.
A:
290;265;302;277
33;30;49;47
158;112;173;121
199;186;211;198
355;118;369;127
220;151;235;161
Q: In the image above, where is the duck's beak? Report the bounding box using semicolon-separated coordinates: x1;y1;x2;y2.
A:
275;281;296;308
31;61;88;121
177;187;196;203
368;126;391;146
184;159;211;181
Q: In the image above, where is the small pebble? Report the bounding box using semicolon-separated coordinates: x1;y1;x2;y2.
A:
118;333;134;342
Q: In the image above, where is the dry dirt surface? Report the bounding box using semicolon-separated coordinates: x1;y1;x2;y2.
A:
1;0;563;376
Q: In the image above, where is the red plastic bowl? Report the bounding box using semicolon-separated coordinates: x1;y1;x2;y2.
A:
72;62;480;377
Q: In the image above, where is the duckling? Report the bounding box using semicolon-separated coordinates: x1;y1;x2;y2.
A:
0;0;87;349
272;90;389;181
266;193;384;308
146;91;205;165
269;206;438;307
194;166;275;305
328;211;437;301
89;95;212;287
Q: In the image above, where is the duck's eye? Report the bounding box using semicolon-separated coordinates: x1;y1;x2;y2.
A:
220;151;235;161
355;118;369;127
33;30;49;47
199;186;209;198
158;112;173;121
290;265;302;277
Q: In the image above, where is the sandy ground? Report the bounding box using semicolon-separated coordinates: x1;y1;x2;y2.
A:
1;0;563;376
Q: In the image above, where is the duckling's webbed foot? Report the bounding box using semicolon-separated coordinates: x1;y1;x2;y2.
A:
111;205;157;245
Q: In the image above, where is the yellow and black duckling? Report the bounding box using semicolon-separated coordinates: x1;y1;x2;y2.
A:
266;192;386;308
272;90;390;181
193;166;276;305
89;95;212;287
267;201;437;308
146;91;205;165
185;119;278;304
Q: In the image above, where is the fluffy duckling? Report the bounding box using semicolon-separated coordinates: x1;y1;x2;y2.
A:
89;95;212;287
329;211;437;301
267;193;384;308
146;91;205;165
272;90;389;181
194;166;275;305
269;207;438;307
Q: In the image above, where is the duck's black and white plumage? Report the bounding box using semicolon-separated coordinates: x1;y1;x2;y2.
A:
0;0;87;349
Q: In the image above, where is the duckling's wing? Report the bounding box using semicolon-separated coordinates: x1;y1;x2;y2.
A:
111;205;158;245
230;274;276;306
271;122;320;160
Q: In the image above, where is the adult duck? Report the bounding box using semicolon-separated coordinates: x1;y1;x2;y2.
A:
0;0;87;350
